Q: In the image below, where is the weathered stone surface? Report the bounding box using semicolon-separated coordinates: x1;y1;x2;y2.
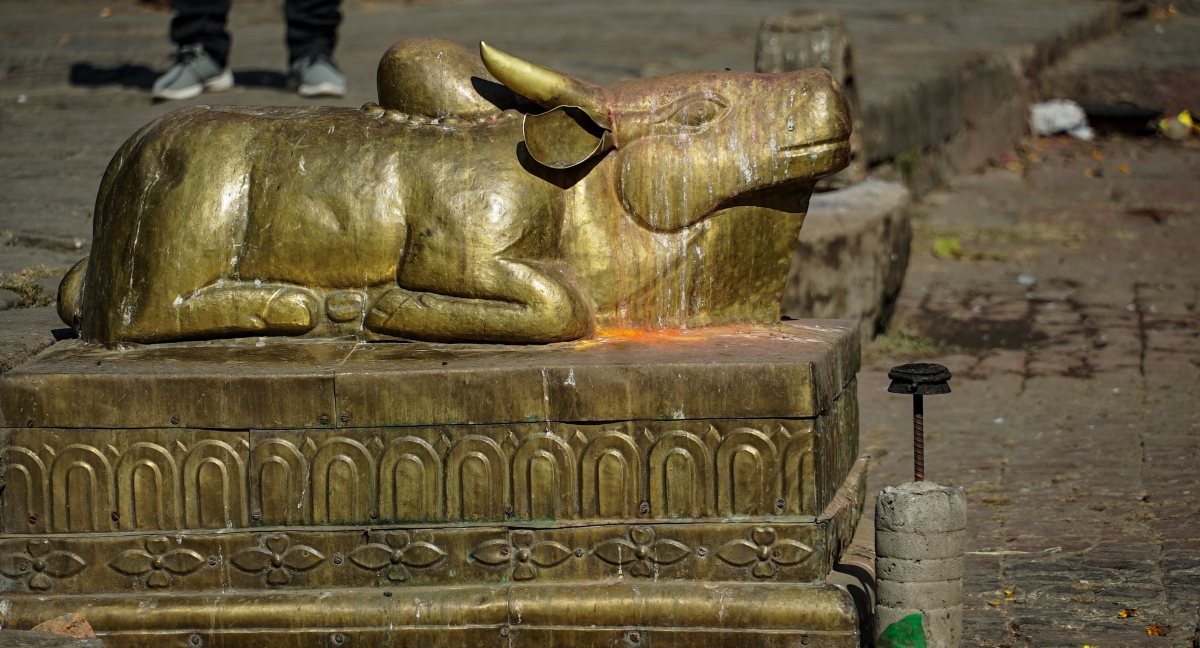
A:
29;615;95;639
875;482;966;647
755;11;867;189
875;529;968;561
0;307;70;374
876;481;968;533
875;605;962;648
865;3;1124;194
1038;15;1200;116
782;179;911;340
877;578;964;608
876;556;963;582
861;135;1200;646
32;276;62;304
0;631;101;648
0;289;19;311
0;321;859;429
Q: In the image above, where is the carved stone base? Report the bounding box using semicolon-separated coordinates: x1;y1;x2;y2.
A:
0;321;866;646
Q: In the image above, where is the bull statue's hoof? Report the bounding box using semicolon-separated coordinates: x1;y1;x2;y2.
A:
257;288;319;333
365;287;422;332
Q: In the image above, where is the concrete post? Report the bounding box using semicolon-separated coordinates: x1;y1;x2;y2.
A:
754;11;867;188
874;481;966;647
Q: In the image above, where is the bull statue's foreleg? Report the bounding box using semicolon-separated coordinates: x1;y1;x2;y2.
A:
91;281;319;344
364;260;590;344
170;284;319;339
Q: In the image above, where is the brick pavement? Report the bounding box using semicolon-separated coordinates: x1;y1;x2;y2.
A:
860;135;1200;647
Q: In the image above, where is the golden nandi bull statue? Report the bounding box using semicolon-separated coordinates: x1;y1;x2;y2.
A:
59;38;850;344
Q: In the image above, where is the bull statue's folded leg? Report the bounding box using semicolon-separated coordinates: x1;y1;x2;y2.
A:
170;284;319;339
365;261;590;344
103;283;319;344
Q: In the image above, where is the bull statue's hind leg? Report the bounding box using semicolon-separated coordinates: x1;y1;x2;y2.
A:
365;260;590;344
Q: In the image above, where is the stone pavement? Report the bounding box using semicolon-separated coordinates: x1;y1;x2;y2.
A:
860;134;1200;647
1;0;1124;285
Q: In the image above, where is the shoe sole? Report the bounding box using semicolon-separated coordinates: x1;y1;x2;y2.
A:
153;68;233;101
297;80;346;98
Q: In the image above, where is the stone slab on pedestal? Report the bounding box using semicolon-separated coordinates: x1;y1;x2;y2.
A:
0;307;69;375
0;320;867;648
782;179;912;340
0;632;101;648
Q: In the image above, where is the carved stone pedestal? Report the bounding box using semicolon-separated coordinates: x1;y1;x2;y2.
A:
0;320;867;648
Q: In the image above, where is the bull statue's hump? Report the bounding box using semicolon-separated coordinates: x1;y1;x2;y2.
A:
63;39;851;345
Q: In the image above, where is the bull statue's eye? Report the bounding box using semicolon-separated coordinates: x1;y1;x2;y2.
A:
669;99;725;128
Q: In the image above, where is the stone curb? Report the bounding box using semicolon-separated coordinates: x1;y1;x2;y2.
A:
876;556;963;582
877;579;963;608
0;307;70;375
875;482;968;533
875;605;962;647
782;179;911;340
874;529;967;560
864;1;1127;195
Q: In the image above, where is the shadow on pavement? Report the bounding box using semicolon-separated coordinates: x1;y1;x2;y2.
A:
69;63;288;90
69;63;158;89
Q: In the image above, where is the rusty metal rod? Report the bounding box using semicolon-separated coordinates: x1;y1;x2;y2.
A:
913;394;925;482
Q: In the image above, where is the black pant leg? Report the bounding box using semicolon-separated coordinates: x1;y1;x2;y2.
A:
284;0;342;64
169;0;232;67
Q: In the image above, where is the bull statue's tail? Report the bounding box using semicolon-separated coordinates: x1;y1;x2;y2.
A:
57;256;87;331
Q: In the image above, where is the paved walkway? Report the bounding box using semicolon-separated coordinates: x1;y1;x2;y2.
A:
862;134;1200;647
1;0;1117;273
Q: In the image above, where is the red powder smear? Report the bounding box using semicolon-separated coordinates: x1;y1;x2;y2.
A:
573;325;774;349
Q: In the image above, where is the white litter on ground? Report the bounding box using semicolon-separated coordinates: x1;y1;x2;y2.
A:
1031;100;1094;140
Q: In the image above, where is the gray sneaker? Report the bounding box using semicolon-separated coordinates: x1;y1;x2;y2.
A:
152;44;233;101
290;55;347;98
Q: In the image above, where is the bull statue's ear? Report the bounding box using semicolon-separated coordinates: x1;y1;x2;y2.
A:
523;106;614;169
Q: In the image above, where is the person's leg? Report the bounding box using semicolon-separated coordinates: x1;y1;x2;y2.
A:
169;0;232;67
284;0;347;97
153;0;233;100
284;0;341;64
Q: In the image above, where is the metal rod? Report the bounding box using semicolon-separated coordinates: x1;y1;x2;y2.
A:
913;394;925;482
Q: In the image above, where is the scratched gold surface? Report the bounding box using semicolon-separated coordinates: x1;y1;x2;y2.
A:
59;38;850;345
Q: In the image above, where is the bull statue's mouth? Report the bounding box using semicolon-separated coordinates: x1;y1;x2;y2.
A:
776;138;850;159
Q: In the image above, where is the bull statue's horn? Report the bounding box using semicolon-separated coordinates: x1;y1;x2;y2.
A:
480;42;606;121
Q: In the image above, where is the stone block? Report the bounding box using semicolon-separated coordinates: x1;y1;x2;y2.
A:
875;481;968;533
875;605;962;648
755;12;867;190
1037;16;1200;116
874;529;967;560
30;615;95;639
877;578;963;608
782;179;911;340
32;276;62;306
874;482;967;648
0;632;101;648
876;556;963;582
0;307;70;374
0;289;19;311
